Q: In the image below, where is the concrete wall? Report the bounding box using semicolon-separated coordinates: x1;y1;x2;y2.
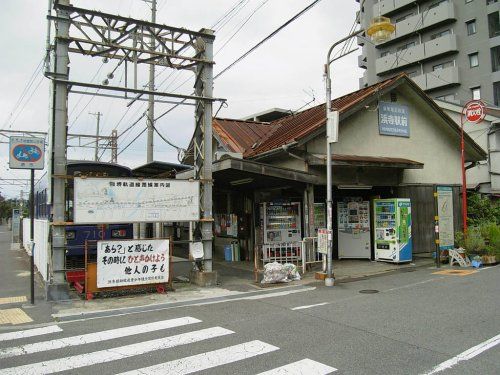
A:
359;0;498;106
305;88;463;185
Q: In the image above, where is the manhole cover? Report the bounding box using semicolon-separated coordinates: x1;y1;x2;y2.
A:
359;289;379;294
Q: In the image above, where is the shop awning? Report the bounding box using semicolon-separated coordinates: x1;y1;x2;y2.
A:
177;156;324;189
308;154;424;169
132;161;191;178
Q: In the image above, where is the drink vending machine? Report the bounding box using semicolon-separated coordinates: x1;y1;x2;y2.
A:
261;202;302;260
337;199;371;259
373;198;412;263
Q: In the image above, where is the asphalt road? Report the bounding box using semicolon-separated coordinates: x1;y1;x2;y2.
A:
0;263;498;374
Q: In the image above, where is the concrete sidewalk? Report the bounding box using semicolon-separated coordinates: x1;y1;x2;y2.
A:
0;222;436;328
0;225;53;327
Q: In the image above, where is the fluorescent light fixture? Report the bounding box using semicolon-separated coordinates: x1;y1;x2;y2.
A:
229;177;254;186
338;184;372;190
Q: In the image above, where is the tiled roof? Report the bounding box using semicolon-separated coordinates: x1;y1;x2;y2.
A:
247;74;404;157
213;118;280;154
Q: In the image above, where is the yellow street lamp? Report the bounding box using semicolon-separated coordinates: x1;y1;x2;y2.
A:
323;16;395;287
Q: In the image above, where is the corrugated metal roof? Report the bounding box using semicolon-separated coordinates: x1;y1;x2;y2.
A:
247;74;403;157
213;118;280;154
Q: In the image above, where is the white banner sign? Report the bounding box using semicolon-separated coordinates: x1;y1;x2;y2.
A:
317;228;330;255
74;177;200;223
97;239;169;288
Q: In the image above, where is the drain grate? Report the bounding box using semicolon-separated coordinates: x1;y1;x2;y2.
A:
359;289;379;294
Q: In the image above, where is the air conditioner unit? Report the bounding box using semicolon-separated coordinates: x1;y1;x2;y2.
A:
214;151;243;161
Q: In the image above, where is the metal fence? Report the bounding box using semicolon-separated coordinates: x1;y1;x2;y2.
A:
259;237;324;275
300;237;324;274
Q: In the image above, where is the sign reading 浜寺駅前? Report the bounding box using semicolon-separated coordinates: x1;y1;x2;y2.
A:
73;177;200;224
9;136;45;170
378;101;410;138
97;239;169;288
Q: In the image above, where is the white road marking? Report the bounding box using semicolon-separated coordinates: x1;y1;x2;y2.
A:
0;326;233;375
422;333;500;375
52;286;316;322
0;316;200;358
118;340;279;375
240;287;317;301
257;358;337;374
291;302;329;311
0;325;62;342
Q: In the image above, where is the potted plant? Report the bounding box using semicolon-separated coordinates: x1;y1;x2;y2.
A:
455;228;487;259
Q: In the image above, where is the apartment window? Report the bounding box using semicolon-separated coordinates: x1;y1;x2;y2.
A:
429;0;447;9
395;13;415;23
433;61;453;71
431;29;451;40
491;46;500;72
436;94;456;102
397;41;416;52
469;53;479;67
471;87;481;100
466;20;477;35
488;12;500;38
494;82;500;106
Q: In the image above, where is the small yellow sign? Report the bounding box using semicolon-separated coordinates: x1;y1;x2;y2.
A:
433;269;477;276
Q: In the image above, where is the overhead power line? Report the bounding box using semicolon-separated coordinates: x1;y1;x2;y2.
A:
214;0;324;79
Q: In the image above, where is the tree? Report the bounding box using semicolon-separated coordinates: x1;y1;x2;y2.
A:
467;193;500;226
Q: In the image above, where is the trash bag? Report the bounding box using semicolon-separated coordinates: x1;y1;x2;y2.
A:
261;262;288;284
282;263;301;281
261;262;301;284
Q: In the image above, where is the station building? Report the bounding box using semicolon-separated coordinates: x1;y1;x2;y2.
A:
180;73;486;264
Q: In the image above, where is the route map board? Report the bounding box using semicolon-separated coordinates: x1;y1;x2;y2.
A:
74;177;200;224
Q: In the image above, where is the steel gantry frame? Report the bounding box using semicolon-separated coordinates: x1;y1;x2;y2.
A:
46;0;218;299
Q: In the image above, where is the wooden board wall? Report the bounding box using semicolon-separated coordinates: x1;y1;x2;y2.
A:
397;185;462;253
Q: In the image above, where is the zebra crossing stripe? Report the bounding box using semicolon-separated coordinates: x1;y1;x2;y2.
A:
0;316;200;359
118;340;280;375
256;358;337;374
0;326;233;375
0;325;62;342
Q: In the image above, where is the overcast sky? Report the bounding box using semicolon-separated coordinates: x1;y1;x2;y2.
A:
0;0;362;198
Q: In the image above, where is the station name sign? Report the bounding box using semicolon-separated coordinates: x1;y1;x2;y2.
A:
378;101;410;138
9;136;45;170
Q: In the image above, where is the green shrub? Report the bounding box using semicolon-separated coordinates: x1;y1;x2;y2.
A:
481;223;500;256
467;193;500;226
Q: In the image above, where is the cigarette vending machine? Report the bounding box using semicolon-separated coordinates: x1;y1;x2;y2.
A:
373;198;412;263
337;199;371;259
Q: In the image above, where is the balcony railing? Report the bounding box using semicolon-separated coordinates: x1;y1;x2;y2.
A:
375;2;456;46
375;34;458;75
410;65;459;91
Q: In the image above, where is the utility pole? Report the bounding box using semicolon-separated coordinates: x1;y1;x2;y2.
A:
48;0;70;300
145;0;156;164
89;111;102;161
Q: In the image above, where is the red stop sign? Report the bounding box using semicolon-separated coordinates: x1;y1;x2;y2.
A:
463;100;486;123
